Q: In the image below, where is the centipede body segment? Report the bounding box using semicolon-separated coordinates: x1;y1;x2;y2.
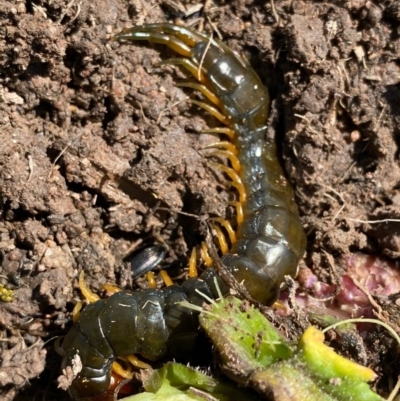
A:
61;23;307;401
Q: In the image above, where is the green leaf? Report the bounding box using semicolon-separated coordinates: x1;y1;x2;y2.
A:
199;296;293;380
199;296;384;401
120;362;257;401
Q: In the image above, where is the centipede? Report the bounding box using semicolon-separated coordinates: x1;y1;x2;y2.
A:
60;23;307;401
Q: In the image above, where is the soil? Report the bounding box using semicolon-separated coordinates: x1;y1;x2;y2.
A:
1;0;400;400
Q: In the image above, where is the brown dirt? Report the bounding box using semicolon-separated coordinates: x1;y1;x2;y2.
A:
1;0;400;400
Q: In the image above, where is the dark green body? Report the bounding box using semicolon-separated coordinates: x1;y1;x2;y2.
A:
63;22;306;400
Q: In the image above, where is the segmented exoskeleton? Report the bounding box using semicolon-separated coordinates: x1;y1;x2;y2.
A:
61;263;227;401
61;23;306;400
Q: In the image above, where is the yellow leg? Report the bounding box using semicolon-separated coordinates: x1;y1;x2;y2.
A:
203;141;238;155
210;217;236;244
72;301;83;323
111;355;151;380
102;283;122;294
230;182;247;203
79;271;100;303
188;248;198;278
177;82;221;106
112;353;152;379
212;224;229;254
191;99;230;125
114;30;192;57
147;271;157;289
126;354;151;369
272;300;288;313
200;242;213;267
161;58;206;83
208;162;242;186
208;162;246;203
112;361;133;380
202;127;236;141
113;23;209;49
206;150;241;173
160;270;174;286
228;201;244;226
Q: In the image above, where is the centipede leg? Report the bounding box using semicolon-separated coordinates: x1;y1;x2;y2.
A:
114;23;208;46
117;23;241;71
206;149;241;173
161;58;207;83
177;82;221;106
114;30;192;57
202;127;236;140
79;271;100;303
112;361;134;380
113;23;214;61
160;270;174;286
72;301;83;322
208;162;246;203
72;271;100;321
209;217;236;244
146;271;157;288
200;242;213;267
188;248;198;278
212;224;229;254
203;141;238;154
102;283;122;295
190;99;230;124
228;201;244;226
